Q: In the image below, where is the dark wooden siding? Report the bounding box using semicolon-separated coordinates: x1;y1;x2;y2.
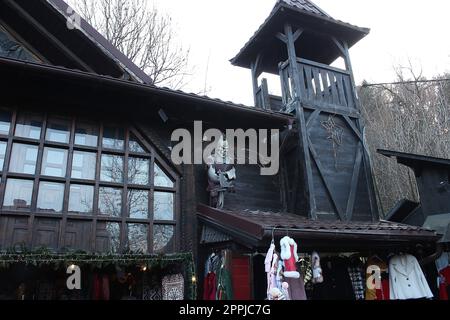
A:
417;167;450;216
223;165;282;212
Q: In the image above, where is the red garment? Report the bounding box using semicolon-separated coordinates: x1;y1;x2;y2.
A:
376;279;390;300
102;275;110;300
439;266;450;300
284;246;297;272
93;274;110;300
203;272;217;300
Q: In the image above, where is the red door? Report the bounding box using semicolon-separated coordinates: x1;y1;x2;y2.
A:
231;256;252;300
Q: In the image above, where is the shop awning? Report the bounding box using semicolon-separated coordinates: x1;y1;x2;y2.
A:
197;204;441;251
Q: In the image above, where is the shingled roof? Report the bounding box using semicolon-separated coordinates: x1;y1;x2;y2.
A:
231;0;370;71
280;0;330;18
198;204;440;249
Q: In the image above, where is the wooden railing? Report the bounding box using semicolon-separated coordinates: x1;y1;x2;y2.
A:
279;58;357;112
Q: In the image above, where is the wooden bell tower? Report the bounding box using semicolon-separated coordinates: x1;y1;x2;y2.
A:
231;0;379;221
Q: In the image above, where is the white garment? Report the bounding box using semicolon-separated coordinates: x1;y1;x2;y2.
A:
389;254;433;300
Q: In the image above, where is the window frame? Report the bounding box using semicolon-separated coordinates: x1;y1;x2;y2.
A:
0;109;180;254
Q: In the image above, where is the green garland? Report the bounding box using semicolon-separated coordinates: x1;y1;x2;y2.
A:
0;250;197;300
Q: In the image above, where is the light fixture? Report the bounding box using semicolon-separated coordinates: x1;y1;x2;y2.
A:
158;108;169;123
191;275;197;283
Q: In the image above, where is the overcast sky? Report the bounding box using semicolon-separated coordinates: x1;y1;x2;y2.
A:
150;0;450;105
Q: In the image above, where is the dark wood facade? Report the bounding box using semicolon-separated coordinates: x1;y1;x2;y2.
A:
380;149;450;236
231;0;378;221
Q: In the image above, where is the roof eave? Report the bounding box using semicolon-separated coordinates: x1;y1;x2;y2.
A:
230;3;370;69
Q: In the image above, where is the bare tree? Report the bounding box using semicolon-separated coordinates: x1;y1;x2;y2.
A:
69;0;191;88
360;63;450;215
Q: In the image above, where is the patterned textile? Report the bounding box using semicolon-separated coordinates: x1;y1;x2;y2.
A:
348;267;365;300
143;286;162;300
162;274;184;300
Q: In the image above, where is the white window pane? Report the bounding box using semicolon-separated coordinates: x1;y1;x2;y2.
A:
15;113;42;139
42;147;68;177
154;163;174;188
102;126;124;150
129;133;146;153
75;122;98;147
71;151;96;180
0;141;7;170
98;187;122;217
128;190;148;219
9;143;38;174
153;192;174;221
127;223;148;253
128;157;149;185
101;154;123;183
3;178;33;210
153;225;174;253
37;181;64;213
45;117;70;143
68;184;94;214
0;110;12;135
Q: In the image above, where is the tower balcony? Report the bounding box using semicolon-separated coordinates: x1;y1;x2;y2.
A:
278;58;358;116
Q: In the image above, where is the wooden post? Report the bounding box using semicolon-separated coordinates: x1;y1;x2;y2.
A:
251;54;262;107
260;78;270;110
342;41;380;221
284;23;317;219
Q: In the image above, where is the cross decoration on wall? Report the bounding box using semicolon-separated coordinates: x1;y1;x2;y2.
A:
321;115;344;170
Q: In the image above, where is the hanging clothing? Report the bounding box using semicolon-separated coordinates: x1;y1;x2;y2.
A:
284;272;307;300
348;259;365;300
313;256;355;300
205;253;221;276
265;243;276;299
162;274;184;300
93;274;110;300
217;250;233;300
389;254;433;300
365;256;389;300
438;266;450;300
267;252;279;299
280;236;299;278
435;252;449;273
203;272;217;300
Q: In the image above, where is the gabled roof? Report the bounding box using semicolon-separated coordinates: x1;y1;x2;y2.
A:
231;0;370;73
281;0;330;18
378;149;450;170
47;0;152;83
0;0;151;83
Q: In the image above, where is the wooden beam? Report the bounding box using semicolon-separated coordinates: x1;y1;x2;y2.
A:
307;137;346;221
276;32;287;43
293;29;304;43
346;145;363;221
343;115;363;142
342;41;380;221
306;110;321;130
250;53;263;107
285;23;317;219
5;0;94;73
331;37;346;56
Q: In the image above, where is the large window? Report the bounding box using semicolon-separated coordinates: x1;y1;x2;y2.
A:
0;109;178;254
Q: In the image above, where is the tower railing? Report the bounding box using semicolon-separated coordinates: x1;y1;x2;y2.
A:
279;58;357;113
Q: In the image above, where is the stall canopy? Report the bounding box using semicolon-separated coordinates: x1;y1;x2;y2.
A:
197;204;440;251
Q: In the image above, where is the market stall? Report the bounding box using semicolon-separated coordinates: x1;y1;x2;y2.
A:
197;204;442;301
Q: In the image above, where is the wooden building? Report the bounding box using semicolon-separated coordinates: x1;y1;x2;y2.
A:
380;149;450;244
0;0;442;300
